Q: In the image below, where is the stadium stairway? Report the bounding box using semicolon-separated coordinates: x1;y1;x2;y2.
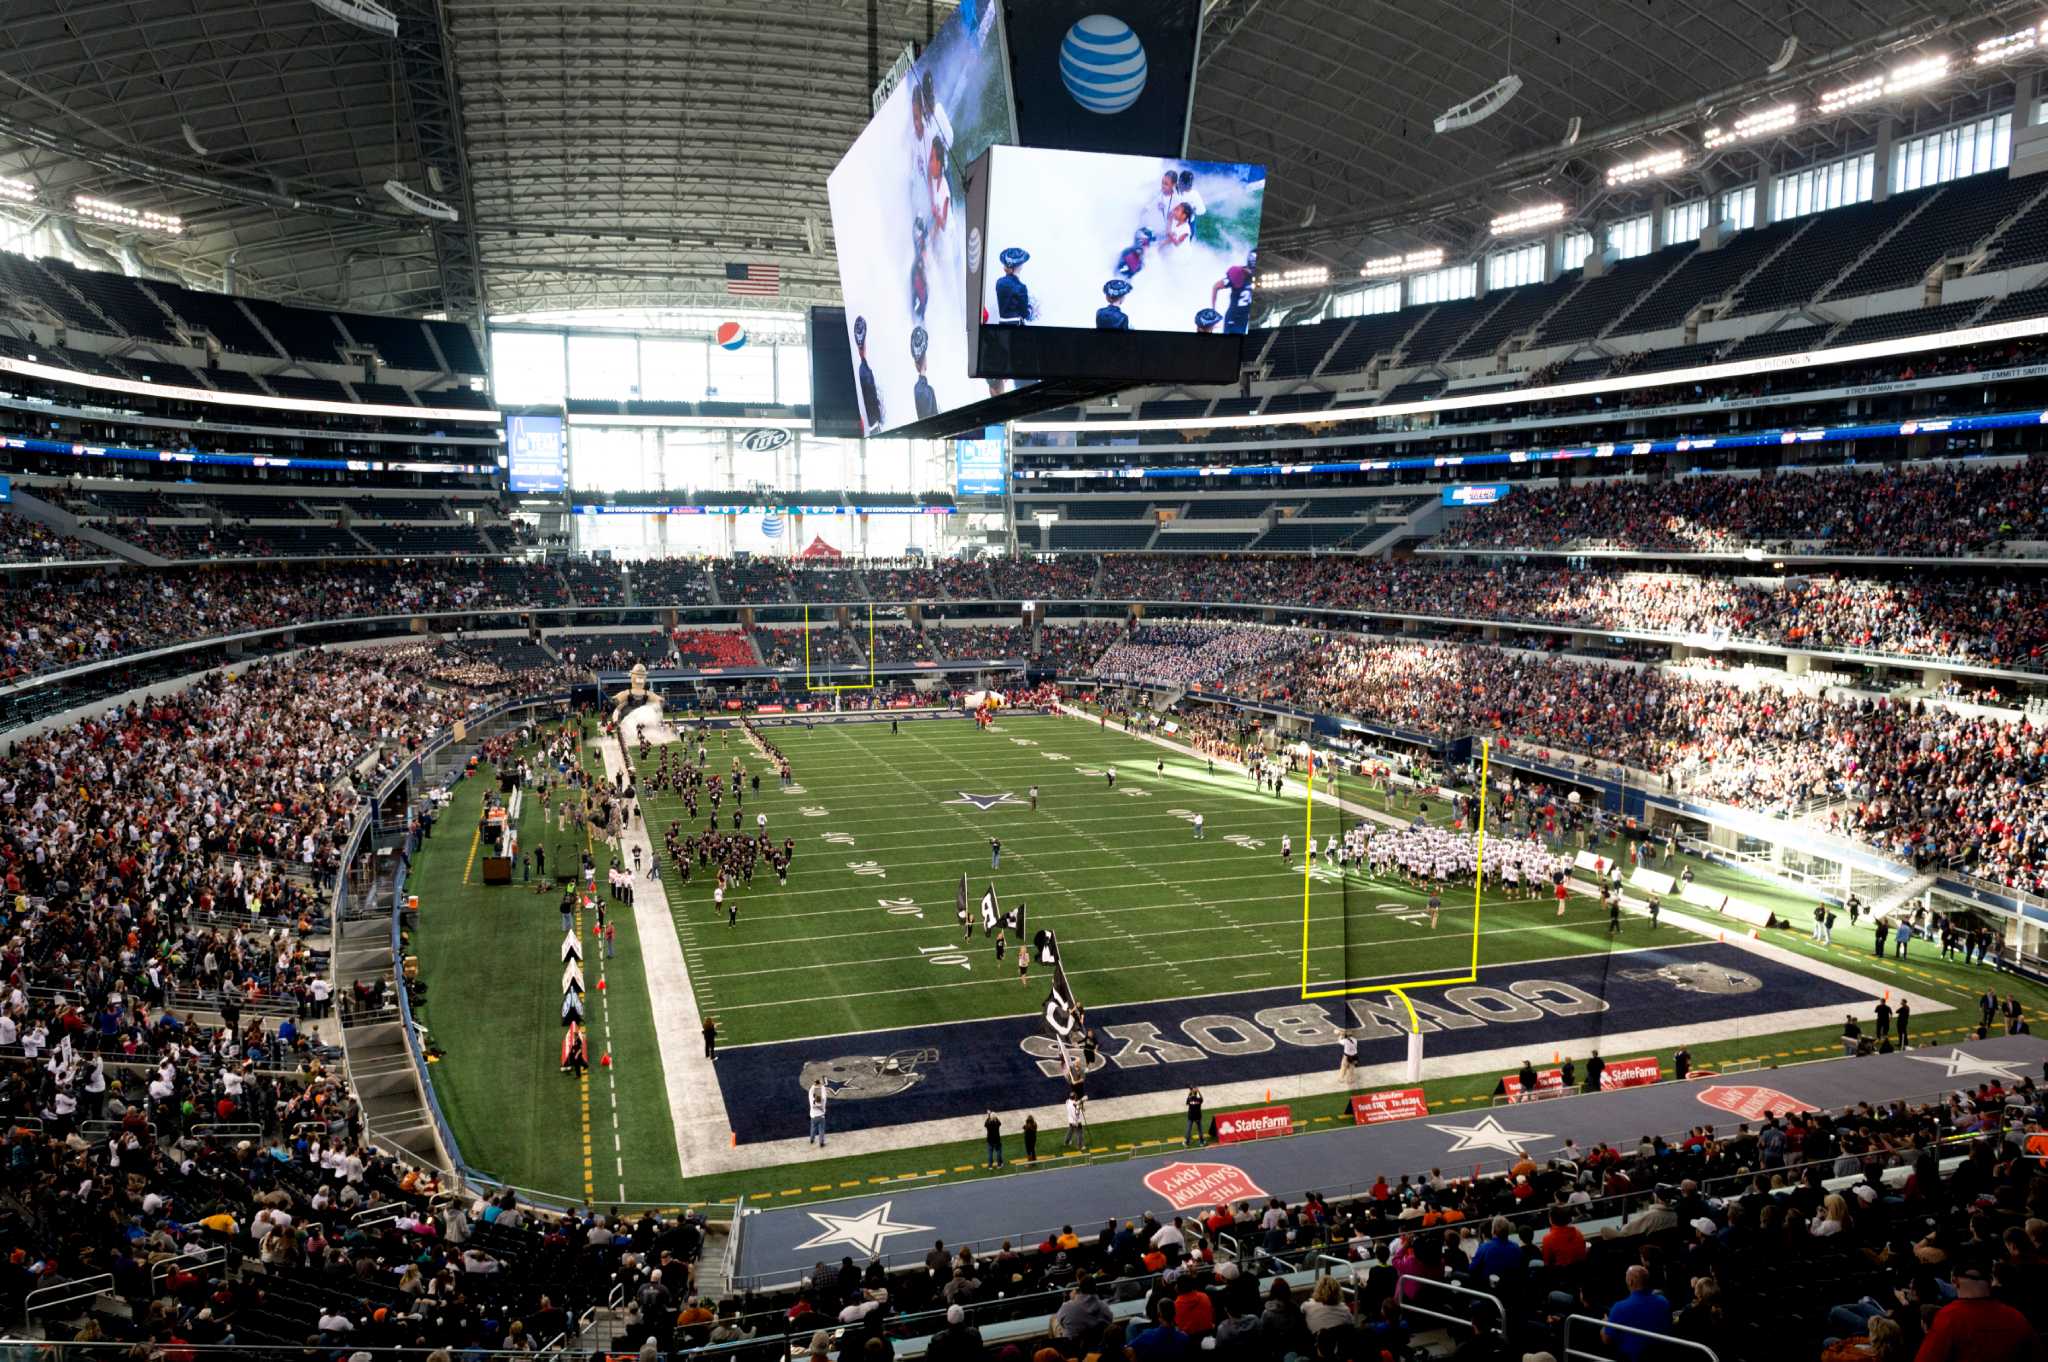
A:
4;483;168;564
1864;871;1939;923
1352;496;1447;556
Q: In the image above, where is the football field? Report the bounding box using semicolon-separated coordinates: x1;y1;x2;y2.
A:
408;705;1978;1205
642;712;1640;1047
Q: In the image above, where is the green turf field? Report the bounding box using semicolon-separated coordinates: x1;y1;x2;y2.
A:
637;713;1632;1047
406;729;683;1207
398;707;2048;1211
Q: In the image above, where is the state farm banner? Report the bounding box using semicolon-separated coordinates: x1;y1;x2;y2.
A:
1214;1105;1292;1144
1351;1088;1427;1125
1600;1056;1661;1090
1501;1069;1565;1101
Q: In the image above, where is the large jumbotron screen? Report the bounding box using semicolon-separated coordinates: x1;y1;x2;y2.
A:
825;1;1018;438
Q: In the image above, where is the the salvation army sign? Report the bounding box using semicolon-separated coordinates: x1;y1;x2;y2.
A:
1696;1084;1817;1121
1351;1088;1428;1124
1143;1161;1267;1212
1214;1105;1293;1144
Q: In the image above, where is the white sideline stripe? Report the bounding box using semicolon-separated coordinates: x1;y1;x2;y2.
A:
601;710;735;1180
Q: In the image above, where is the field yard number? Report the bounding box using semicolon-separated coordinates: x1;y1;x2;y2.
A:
1010;737;1038;747
782;784;808;795
919;945;971;970
1167;808;1200;824
822;831;856;846
1121;787;1151;798
799;805;830;818
847;860;887;878
1042;752;1069;761
879;896;923;918
1225;833;1266;850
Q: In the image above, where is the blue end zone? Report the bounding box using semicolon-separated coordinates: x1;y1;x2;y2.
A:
718;941;1867;1143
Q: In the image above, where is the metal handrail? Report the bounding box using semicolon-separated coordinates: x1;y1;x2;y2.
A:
1394;1274;1505;1336
24;1272;115;1325
149;1246;226;1295
1565;1310;1720;1362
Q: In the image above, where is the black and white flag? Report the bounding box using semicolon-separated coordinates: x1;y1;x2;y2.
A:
1042;957;1082;1041
1000;899;1025;938
1032;926;1060;966
979;883;1001;935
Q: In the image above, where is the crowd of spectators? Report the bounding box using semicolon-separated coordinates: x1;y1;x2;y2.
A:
1038;623;1125;674
560;559;627;607
627;558;716;605
1436;460;2048;557
1092;622;1303;688
988;556;1101;599
1202;633;2048;890
0;507;100;563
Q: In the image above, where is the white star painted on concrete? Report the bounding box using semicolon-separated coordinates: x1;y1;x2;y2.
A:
1904;1048;2032;1084
793;1201;935;1256
1426;1114;1553;1156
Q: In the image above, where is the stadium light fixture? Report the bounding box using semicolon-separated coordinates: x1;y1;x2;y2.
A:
1265;265;1331;290
1434;75;1523;133
73;194;182;235
1361;248;1445;278
1489;202;1565;237
384;179;459;222
1605;149;1686;187
1818;54;1951;114
1976;20;2048;65
0;176;36;205
1702;103;1800;150
310;0;398;38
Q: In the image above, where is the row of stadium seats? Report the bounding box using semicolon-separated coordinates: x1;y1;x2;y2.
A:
0;251;486;374
8;544;2048;691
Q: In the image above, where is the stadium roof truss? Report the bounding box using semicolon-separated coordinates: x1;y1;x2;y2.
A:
0;0;2040;324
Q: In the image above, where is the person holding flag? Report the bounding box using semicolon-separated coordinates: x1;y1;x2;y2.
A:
957;874;972;942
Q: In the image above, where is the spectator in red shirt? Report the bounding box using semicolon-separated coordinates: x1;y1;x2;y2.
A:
1915;1257;2040;1362
1172;1274;1216;1337
1541;1207;1590;1272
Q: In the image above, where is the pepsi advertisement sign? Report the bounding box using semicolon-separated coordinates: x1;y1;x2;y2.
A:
1443;483;1513;506
1001;1;1202;157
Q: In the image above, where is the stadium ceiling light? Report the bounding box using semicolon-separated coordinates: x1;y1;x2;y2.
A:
1976;20;2048;65
310;0;398;38
1489;202;1566;237
1818;54;1951;114
0;176;36;205
73;194;182;235
1434;75;1523;133
384;179;459;222
1266;265;1331;290
1360;248;1444;278
1702;102;1801;150
1605;149;1686;187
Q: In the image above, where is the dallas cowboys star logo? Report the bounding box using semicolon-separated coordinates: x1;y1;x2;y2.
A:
1904;1047;2031;1083
1426;1114;1553;1156
949;792;1025;811
792;1200;935;1255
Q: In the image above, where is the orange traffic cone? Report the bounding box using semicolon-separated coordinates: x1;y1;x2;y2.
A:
600;1053;612;1068
597;977;607;992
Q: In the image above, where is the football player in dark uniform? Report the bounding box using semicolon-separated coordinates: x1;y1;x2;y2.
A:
910;326;937;418
994;247;1034;324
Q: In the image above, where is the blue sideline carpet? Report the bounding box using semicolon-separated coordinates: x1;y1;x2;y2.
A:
717;940;1868;1143
733;1033;2048;1286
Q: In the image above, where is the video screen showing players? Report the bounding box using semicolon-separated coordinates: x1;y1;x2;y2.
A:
825;1;1019;436
978;146;1266;335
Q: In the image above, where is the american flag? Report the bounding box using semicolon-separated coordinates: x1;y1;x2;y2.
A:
724;262;780;297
